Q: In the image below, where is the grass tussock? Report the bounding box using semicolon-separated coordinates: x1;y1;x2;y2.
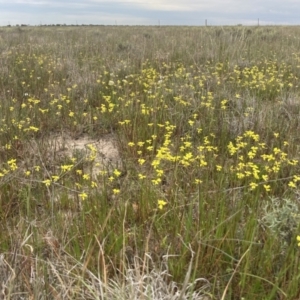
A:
1;25;300;299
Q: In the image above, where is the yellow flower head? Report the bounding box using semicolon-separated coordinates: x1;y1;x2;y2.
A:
158;200;167;210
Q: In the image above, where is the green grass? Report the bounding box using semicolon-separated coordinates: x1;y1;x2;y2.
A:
1;25;300;299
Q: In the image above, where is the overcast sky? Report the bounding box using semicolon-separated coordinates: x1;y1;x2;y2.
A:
1;0;300;26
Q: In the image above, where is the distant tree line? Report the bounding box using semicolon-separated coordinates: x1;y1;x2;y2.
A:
6;24;107;27
5;24;160;27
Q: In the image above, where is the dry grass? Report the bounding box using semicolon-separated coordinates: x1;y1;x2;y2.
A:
0;240;211;299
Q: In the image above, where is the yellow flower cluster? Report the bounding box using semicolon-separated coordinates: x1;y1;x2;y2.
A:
228;130;299;191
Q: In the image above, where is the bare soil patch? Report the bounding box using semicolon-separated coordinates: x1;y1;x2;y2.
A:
46;131;122;177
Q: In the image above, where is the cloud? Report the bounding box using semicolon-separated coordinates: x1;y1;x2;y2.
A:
1;0;300;25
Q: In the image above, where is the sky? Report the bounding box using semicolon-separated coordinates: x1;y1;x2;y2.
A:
1;0;300;26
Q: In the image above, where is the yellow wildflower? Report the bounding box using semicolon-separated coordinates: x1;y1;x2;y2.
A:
158;200;167;210
79;192;88;201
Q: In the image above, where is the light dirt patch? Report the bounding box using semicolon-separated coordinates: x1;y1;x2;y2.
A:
47;132;122;177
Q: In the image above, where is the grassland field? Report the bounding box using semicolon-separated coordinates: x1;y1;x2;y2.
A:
1;25;300;299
